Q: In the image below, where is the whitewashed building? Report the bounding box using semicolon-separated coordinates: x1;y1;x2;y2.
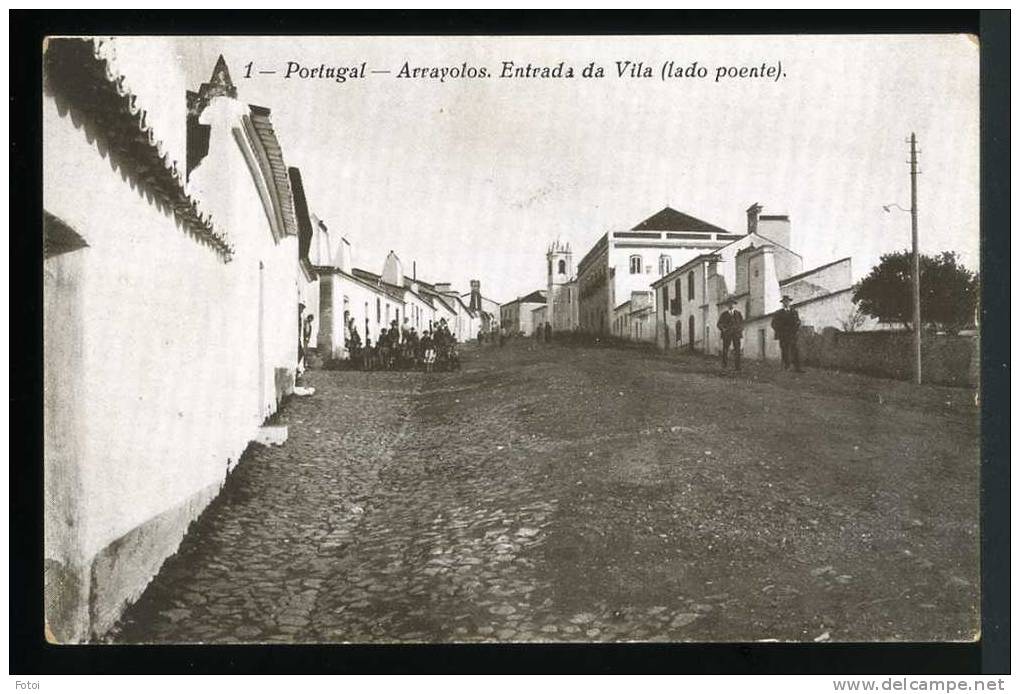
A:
612;290;657;343
500;290;547;336
575;207;746;335
651;203;857;360
43;41;302;641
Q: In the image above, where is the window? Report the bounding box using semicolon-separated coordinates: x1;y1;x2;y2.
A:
376;297;381;323
558;259;566;275
659;255;672;276
687;272;695;301
662;287;669;316
548;258;553;276
629;255;642;274
674;279;682;313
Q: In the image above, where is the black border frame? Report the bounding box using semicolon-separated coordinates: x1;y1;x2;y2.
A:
11;10;1008;675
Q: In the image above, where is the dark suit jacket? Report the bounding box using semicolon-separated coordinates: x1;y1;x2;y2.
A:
717;309;744;338
771;308;801;339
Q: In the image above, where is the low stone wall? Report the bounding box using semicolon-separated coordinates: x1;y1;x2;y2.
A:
799;328;978;387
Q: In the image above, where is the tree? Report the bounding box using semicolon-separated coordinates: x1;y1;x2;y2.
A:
852;250;978;334
839;307;868;332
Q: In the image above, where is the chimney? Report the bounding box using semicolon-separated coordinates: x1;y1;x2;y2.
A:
382;250;404;286
337;237;352;274
413;260;416;280
746;203;762;235
757;213;792;251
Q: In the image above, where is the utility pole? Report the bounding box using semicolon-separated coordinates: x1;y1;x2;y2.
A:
909;133;922;385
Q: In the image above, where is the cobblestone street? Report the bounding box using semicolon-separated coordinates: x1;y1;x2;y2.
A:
113;340;980;644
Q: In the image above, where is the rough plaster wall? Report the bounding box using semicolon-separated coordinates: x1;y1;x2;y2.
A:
43;249;90;643
770;243;803;282
105;38;188;168
756;218;791;251
797;290;856;330
43;73;299;638
608;244;705;311
783;259;852;303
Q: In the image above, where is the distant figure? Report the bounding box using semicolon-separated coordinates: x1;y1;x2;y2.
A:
378;329;390;370
717;298;744;371
297;302;307;372
478;328;484;345
772;295;803;372
362;336;374;371
301;314;314;368
421;331;436;373
348;319;362;366
544;321;552;344
408;328;420;367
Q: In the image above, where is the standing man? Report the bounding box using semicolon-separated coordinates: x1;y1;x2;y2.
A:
297;302;307;374
716;299;744;371
301;314;314;369
544;321;552;344
771;295;803;372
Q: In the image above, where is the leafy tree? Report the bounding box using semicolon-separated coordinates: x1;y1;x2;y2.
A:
852;251;978;334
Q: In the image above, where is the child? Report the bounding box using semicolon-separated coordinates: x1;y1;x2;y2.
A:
421;331;436;373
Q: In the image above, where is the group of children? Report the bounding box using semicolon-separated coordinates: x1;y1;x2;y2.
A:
344;316;460;373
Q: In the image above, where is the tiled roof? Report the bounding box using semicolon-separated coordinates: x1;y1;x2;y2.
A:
433;294;457;314
248;104;298;238
44;37;232;260
504;290;547;306
316;267;401;299
289;167;313;262
351;267;406;301
632;207;730;234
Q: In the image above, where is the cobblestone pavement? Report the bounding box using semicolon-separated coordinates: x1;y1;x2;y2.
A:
112;340;979;643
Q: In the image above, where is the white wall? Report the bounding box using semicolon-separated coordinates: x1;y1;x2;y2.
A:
742;290;856;362
43;42;300;639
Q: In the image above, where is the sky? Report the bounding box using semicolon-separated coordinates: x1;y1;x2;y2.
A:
178;35;979;304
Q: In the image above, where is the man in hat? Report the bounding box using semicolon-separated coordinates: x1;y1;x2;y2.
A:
716;298;744;371
297;302;307;373
771;295;803;372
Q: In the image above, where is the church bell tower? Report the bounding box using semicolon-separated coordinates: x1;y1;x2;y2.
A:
546;240;573;332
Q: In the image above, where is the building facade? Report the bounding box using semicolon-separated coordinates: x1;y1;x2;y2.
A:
43;41;302;641
575;207;746;335
612;290;657;343
652;204;856;360
500;290;547;336
531;305;548;335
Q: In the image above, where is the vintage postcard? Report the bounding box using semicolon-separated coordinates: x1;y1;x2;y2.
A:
42;33;980;645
